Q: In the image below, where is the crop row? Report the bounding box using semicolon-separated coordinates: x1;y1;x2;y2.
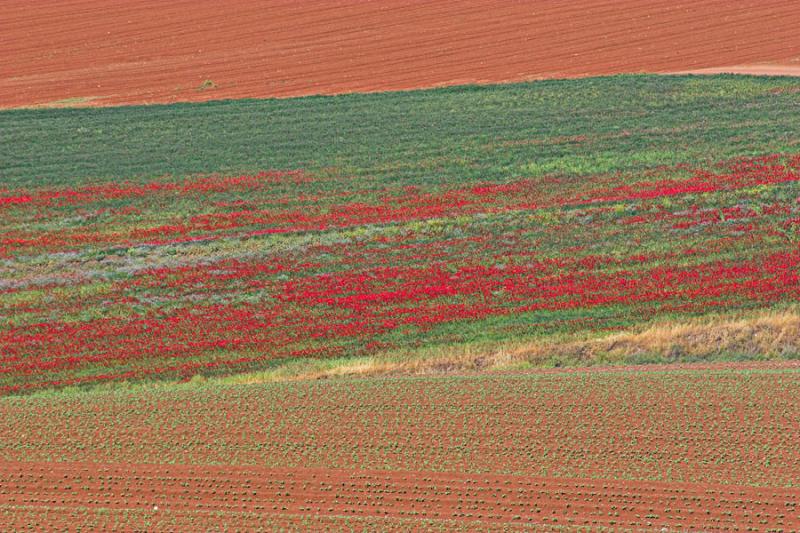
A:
2;363;800;529
3;364;800;487
2;461;799;531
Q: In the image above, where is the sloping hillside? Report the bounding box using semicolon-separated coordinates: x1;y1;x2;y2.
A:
3;0;799;107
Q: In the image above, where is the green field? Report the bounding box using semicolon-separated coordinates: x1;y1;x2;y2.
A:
1;74;799;394
3;75;800;186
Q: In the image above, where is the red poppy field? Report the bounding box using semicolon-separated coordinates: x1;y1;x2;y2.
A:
2;150;799;394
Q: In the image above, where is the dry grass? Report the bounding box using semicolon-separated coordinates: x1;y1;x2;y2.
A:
220;307;800;386
24;96;103;109
523;308;800;365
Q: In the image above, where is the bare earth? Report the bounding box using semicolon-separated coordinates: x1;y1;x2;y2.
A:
3;0;800;108
681;62;800;76
3;462;800;530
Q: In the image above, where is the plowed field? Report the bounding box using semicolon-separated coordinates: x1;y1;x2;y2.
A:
3;463;800;531
4;0;800;108
3;363;800;530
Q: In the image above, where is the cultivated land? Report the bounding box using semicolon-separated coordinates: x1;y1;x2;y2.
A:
2;74;800;530
3;0;800;108
3;364;800;530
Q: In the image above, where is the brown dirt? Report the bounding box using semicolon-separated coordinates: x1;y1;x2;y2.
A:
682;63;800;76
3;461;799;530
4;363;800;529
3;0;800;108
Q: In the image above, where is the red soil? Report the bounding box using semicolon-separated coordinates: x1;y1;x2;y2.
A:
4;0;800;108
683;63;800;76
3;461;799;530
3;362;800;529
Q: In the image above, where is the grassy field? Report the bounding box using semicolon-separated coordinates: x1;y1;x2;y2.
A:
4;75;800;187
1;74;799;394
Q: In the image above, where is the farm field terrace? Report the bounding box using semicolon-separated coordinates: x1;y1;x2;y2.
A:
1;74;800;393
2;363;800;530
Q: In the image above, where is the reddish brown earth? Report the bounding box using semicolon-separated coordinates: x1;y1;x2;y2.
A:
3;462;799;531
683;62;800;76
4;0;800;108
3;362;800;529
